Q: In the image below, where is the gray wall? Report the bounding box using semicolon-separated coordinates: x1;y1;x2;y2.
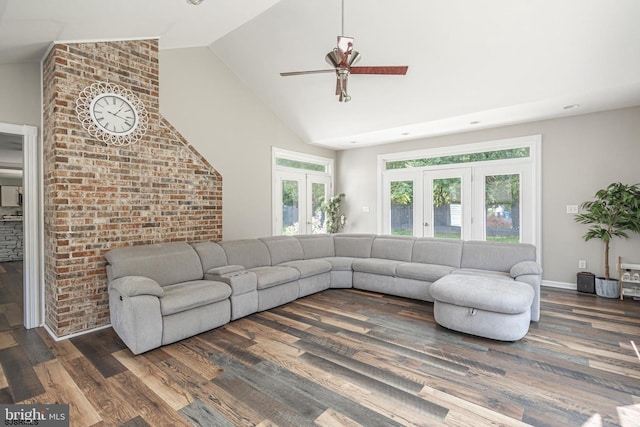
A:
159;47;335;241
0;63;41;127
337;106;640;284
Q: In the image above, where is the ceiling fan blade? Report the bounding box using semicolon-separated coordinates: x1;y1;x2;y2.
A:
280;69;335;77
350;66;408;75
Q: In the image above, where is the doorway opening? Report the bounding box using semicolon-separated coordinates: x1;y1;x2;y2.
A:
0;132;24;330
0;123;41;329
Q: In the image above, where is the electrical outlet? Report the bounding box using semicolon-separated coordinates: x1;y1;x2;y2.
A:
567;205;579;214
578;260;587;269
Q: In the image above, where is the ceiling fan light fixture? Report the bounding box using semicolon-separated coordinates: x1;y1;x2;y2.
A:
325;50;340;68
339;91;351;102
348;51;361;66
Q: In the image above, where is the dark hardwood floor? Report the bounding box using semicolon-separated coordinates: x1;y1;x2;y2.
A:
0;279;638;426
0;261;23;331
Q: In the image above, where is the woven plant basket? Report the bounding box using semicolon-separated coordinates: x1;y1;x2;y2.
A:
595;278;620;298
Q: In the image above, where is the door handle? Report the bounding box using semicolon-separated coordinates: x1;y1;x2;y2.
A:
424;222;429;226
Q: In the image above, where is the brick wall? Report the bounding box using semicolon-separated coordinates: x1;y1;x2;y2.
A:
42;40;222;337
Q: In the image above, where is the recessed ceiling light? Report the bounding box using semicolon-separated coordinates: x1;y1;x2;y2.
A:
563;104;580;110
401;132;410;136
350;141;357;144
469;121;480;125
186;0;203;4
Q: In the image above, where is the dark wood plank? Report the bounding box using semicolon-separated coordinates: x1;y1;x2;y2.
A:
0;345;45;402
212;374;313;427
70;331;127;378
178;398;235;427
0;387;13;404
11;327;55;365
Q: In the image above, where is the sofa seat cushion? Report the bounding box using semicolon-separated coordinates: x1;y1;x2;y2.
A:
453;268;511;279
430;275;534;315
395;263;456;282
352;258;402;277
280;259;332;279
250;266;300;290
321;257;357;271
160;280;232;316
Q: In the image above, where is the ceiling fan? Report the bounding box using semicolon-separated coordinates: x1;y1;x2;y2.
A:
280;0;408;102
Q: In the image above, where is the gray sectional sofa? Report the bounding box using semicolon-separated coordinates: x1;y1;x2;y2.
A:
105;234;542;354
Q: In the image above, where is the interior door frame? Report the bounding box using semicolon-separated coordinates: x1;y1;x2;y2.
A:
0;122;41;329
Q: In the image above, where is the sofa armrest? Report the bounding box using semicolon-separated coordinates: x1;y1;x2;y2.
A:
205;265;245;276
510;262;542;322
205;270;257;296
510;261;543;278
109;276;165;298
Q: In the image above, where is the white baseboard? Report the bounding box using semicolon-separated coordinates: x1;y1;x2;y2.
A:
43;323;112;342
542;280;576;290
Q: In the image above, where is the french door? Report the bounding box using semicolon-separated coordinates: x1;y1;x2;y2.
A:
275;171;331;235
383;163;531;244
423;168;471;239
382;171;422;236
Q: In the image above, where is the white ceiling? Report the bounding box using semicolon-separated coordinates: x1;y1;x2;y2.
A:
1;0;640;150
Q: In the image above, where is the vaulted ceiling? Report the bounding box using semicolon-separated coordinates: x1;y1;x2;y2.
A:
1;0;639;149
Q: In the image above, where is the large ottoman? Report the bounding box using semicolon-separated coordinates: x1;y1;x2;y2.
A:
430;274;535;341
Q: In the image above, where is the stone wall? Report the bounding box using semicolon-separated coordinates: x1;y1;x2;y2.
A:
42;39;222;337
0;220;23;262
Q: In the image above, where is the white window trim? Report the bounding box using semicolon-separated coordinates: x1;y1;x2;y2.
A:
272;147;334;175
377;135;542;262
272;147;335;235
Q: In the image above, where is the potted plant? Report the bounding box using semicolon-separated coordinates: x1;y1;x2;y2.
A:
321;193;347;233
574;182;640;297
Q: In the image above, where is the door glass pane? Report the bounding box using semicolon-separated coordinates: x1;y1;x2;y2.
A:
390;181;413;236
433;177;462;239
311;182;327;234
485;174;520;243
282;180;299;235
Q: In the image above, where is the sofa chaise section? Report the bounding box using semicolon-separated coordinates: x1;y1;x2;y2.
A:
456;240;542;321
105;242;231;355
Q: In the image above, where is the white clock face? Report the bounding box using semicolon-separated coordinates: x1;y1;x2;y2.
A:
90;93;139;136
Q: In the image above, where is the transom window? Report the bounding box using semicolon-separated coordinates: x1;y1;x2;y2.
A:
379;135;541;259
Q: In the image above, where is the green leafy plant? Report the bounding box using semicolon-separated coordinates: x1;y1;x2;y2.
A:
574;182;640;280
321;193;347;234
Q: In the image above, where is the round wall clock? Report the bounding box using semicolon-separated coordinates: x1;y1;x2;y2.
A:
76;82;149;146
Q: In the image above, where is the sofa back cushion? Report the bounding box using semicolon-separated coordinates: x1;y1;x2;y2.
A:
371;235;415;261
191;241;228;272
412;238;463;268
220;239;271;269
461;240;536;272
105;242;204;286
333;234;375;258
260;236;304;265
295;235;335;259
